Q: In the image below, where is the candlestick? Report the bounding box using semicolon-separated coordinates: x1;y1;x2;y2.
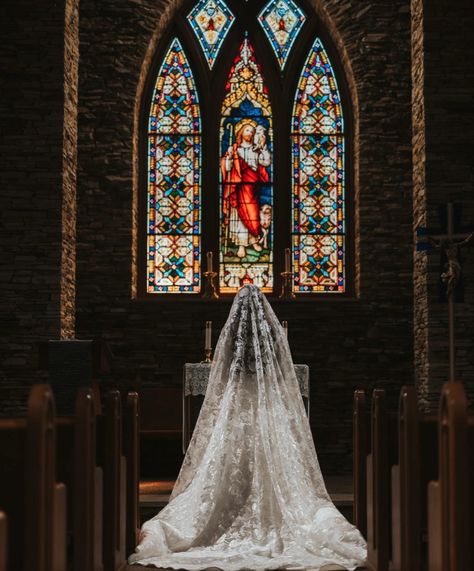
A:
202;270;219;299
205;321;212;350
207;251;213;273
279;271;295;300
284;247;290;273
202;347;212;363
282;320;288;338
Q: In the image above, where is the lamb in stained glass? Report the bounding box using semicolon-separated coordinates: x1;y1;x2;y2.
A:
187;0;235;68
258;0;306;69
219;38;273;293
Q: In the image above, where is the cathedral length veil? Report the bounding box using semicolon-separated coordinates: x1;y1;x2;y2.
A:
129;285;367;570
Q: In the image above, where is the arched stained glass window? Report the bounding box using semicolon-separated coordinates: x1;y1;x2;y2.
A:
142;0;351;298
219;38;273;293
292;38;345;293
146;39;201;293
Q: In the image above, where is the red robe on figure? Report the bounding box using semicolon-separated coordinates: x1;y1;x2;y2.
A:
221;143;269;238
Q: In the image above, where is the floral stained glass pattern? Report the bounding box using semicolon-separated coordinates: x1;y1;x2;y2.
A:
187;0;235;68
219;38;273;293
258;0;305;69
147;38;201;293
292;37;345;293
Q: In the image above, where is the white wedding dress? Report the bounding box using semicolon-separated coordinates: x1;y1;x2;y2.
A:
129;285;367;570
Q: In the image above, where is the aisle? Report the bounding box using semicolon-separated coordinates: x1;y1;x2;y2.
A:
126;566;368;570
127;476;362;571
138;476;355;525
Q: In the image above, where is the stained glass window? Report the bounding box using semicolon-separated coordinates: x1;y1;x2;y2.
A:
292;37;345;293
219;38;273;293
144;1;349;297
188;0;235;68
147;38;201;293
258;0;305;68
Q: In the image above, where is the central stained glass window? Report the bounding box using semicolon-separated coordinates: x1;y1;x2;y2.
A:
219;38;273;293
144;0;348;296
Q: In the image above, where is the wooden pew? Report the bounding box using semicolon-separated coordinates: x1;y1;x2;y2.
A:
0;512;6;571
428;382;472;571
0;383;67;571
366;389;398;571
123;392;140;558
97;390;126;571
353;389;368;538
390;386;437;571
56;388;103;571
140;387;182;478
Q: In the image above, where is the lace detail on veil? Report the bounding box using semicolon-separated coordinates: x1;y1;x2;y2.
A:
129;285;367;571
227;286;279;376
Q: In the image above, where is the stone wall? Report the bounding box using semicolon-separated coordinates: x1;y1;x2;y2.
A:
412;0;474;408
76;0;414;474
0;0;79;412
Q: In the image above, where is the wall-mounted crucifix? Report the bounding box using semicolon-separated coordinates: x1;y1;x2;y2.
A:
416;202;473;382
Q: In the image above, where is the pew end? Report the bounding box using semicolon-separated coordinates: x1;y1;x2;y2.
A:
427;481;442;571
124;392;140;557
428;382;471;571
353;389;368;539
53;483;67;571
0;384;67;571
94;467;104;571
0;512;6;571
139;387;182;479
97;390;127;571
365;388;398;571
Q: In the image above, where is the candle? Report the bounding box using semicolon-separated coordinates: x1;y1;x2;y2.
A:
282;320;288;338
284;248;290;273
205;321;212;350
207;251;213;273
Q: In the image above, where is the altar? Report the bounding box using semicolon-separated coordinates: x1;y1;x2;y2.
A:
182;362;310;452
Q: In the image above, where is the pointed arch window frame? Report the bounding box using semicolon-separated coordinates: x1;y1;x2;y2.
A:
136;0;356;301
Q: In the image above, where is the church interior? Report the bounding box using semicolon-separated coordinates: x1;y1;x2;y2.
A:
0;0;473;569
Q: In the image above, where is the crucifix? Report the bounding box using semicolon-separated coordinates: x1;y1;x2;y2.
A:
416;202;473;382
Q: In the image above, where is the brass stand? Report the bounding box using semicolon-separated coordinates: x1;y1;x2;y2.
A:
202;271;219;300
202;348;212;363
279;271;295;300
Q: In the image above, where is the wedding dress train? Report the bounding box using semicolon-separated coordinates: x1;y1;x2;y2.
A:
129;285;367;570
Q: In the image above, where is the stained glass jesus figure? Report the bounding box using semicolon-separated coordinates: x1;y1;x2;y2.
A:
221;119;271;259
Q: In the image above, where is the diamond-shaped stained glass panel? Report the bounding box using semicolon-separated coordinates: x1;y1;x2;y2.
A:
258;0;306;69
188;0;235;68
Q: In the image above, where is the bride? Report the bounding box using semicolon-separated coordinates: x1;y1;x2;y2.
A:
129;285;367;570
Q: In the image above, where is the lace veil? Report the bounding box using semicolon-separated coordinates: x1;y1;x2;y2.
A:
129;284;366;570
